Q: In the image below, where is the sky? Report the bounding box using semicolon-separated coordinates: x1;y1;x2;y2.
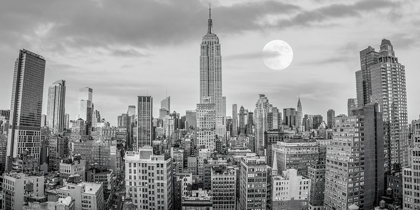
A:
0;0;419;126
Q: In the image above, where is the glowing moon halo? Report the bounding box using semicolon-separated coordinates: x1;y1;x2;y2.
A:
262;40;293;70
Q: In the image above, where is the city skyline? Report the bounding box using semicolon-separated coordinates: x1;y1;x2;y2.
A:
0;0;419;126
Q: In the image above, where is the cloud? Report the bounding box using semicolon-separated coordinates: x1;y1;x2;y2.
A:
110;48;148;57
303;42;359;66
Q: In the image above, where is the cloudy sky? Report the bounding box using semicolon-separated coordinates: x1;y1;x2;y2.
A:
1;0;419;126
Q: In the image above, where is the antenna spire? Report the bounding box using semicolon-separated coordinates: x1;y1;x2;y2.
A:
207;3;212;34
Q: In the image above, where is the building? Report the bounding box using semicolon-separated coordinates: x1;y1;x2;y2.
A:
181;189;212;210
161;96;171;113
136;96;153;150
347;98;357;116
47;80;66;134
356;39;408;171
125;146;173;210
239;106;245;135
49;135;69;171
211;165;236;210
271;164;310;210
324;103;384;210
7;49;46;172
56;181;104;210
59;156;86;181
239;153;269;209
296;98;303;132
172;147;185;173
117;113;128;128
272;139;319;176
186;110;197;130
254;94;270;155
326;109;335;129
77;87;93;124
3;172;45;210
232;104;238;137
200;7;225;139
41;114;47;127
402;117;420;209
72;139;111;170
196;97;216;151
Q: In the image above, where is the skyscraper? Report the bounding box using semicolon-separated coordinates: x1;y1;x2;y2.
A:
47;80;66;134
239;106;245;135
7;49;46;171
254;94;270;155
77;87;93;123
200;7;225;138
355;39;408;171
64;113;70;130
161;96;170;113
232;104;238;137
347;98;357;116
196;97;216;151
283;108;296;129
296;97;303;132
135;96;153;150
403;117;420;209
324;103;384;210
326;109;335;129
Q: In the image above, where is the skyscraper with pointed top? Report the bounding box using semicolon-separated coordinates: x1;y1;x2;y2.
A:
296;97;303;132
200;6;226;139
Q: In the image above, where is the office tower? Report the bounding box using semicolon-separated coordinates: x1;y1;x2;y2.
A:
324;103;384;210
64;113;70;129
297;97;303;131
6;49;46;172
3;172;45;210
312;115;323;129
347;98;357;116
247;112;253;135
272;139;319;177
185;110;197;130
326;109;335;129
118;113;128;128
56;181;105;210
212;165;237;210
77;87;93;122
222;96;227;117
127;105;136;150
135;96;153;150
355;39;408;171
403;118;420;209
239;106;245;135
200;7;225;139
239;153;268;209
125;146;173;210
283;108;296;128
232;104;238;137
196;97;216;151
41;114;47;127
161;96;170;113
47;80;66;134
254;94;270;155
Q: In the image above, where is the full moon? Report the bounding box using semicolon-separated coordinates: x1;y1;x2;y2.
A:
262;40;293;70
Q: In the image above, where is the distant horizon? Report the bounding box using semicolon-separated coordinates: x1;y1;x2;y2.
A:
1;0;419;126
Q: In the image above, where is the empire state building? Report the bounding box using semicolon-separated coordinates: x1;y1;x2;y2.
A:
200;7;226;138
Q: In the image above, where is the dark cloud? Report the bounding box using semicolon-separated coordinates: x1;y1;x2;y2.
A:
303;42;359;65
0;0;398;54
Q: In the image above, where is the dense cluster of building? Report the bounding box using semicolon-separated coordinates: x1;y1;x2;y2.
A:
0;7;417;210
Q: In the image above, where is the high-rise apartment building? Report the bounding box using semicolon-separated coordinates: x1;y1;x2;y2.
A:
200;8;225;139
324;103;384;210
326;109;335;129
135;96;153;150
347;98;357;116
254;94;270;155
402;117;420;209
232;104;238;137
125;146;173;210
356;39;408;171
47;80;66;134
196;97;216;151
239;153;268;209
6;49;46;172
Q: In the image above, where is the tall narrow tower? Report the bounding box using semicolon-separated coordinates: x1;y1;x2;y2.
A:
200;6;225;138
296;97;303;132
47;80;66;134
7;49;46;171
